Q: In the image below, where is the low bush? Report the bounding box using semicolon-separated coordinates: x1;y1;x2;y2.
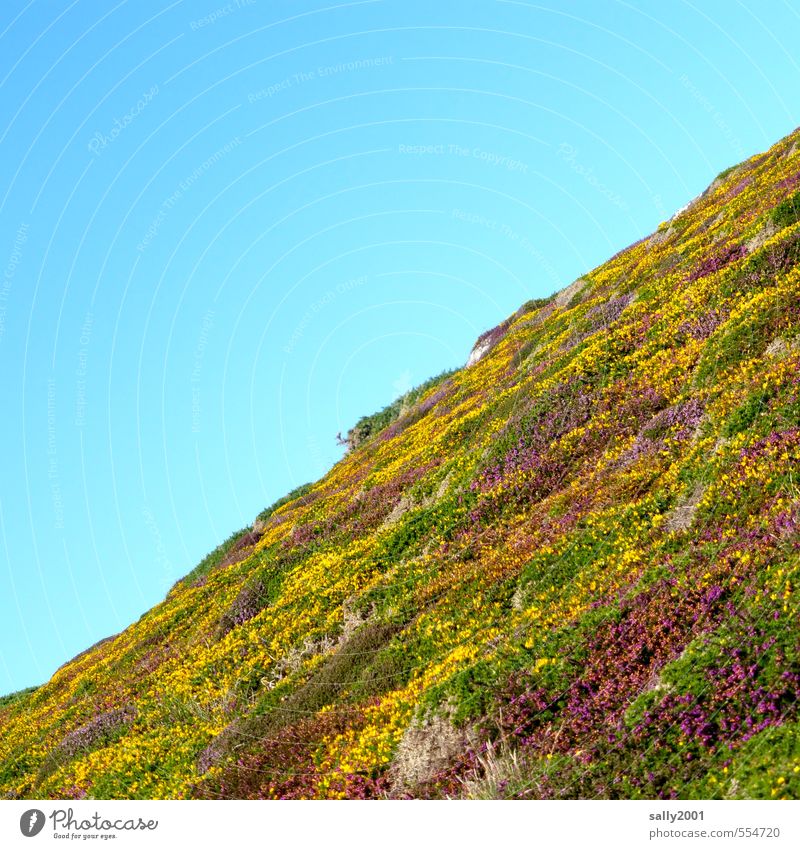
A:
772;191;800;229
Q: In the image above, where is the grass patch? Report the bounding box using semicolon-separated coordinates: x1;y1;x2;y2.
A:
722;387;771;438
772;191;800;229
0;686;37;711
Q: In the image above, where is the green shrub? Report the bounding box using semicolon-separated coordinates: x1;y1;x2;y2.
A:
342;369;458;449
722;387;771;437
772;191;800;229
695;289;793;385
347;636;411;701
725;724;800;799
515;295;554;318
716;163;739;182
73;679;95;699
0;686;36;710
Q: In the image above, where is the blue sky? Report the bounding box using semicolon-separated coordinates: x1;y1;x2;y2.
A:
0;0;798;693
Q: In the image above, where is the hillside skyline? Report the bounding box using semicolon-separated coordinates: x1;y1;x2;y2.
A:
3;0;800;697
2;122;800;799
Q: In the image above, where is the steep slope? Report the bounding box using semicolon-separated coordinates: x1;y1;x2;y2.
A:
2;129;800;801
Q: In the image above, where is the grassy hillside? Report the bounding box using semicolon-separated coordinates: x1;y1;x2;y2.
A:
2;129;800;800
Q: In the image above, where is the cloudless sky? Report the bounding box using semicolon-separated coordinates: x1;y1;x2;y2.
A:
1;0;799;693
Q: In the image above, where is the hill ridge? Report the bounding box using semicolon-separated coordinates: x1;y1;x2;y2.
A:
2;126;800;800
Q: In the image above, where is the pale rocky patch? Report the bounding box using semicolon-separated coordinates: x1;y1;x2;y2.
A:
466;337;494;367
745;219;778;254
382;494;414;528
381;472;452;530
390;712;467;793
552;277;588;309
765;335;799;359
664;482;706;533
647;225;676;248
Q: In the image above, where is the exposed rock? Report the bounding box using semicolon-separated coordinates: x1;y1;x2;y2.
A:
466;321;509;366
382;494;414;528
381;471;452;530
766;335;799;359
340;596;367;642
648;225;675;248
703;211;726;231
704;176;725;197
745;219;777;254
466;338;492;366
430;472;452;503
552;277;588;308
766;337;790;358
389;712;466;793
664;483;706;533
260;633;337;691
713;436;730;454
511;582;527;612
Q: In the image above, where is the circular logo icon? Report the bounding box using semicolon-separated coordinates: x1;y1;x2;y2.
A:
20;809;46;837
